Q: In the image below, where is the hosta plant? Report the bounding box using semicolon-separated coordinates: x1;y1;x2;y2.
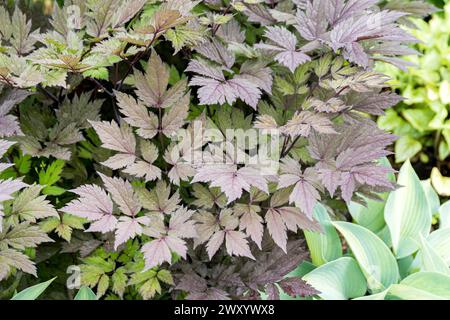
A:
0;139;55;284
0;0;434;300
301;160;450;300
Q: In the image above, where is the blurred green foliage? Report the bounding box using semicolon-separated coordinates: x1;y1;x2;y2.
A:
378;2;450;165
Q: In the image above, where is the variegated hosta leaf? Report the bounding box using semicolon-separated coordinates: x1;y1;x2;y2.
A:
277;157;323;218
265;189;322;252
136;180;181;215
141;206;197;269
61;184;117;233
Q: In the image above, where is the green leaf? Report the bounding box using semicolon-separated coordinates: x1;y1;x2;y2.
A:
384;160;432;258
11;277;56;300
394;136;422;163
302;257;367;300
439;201;450;229
74;286;98;300
388;272;450;300
42;185;66;196
304;204;342;266
353;288;390;300
332;221;400;293
424;228;450;266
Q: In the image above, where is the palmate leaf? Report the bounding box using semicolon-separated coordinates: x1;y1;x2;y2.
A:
163;145;196;186
238;204;264;250
0;176;28;233
11;277;56;300
99;173;141;217
0;223;53;251
85;0;130;39
176;273;230;300
256;26;311;72
0;221;52;281
89;120;136;155
281;112;336;138
294;0;419;67
164;22;205;54
114;216;149;249
134;51;190;109
303;257;367;300
116;92;159;139
63;175;148;249
267;204;321;252
61;184;116;233
189;73;262;110
309;122;396;202
11;185;59;222
90;120;161;182
191;184;226;209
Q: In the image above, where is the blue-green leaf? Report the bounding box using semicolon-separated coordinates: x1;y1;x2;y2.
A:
332;221;400;293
